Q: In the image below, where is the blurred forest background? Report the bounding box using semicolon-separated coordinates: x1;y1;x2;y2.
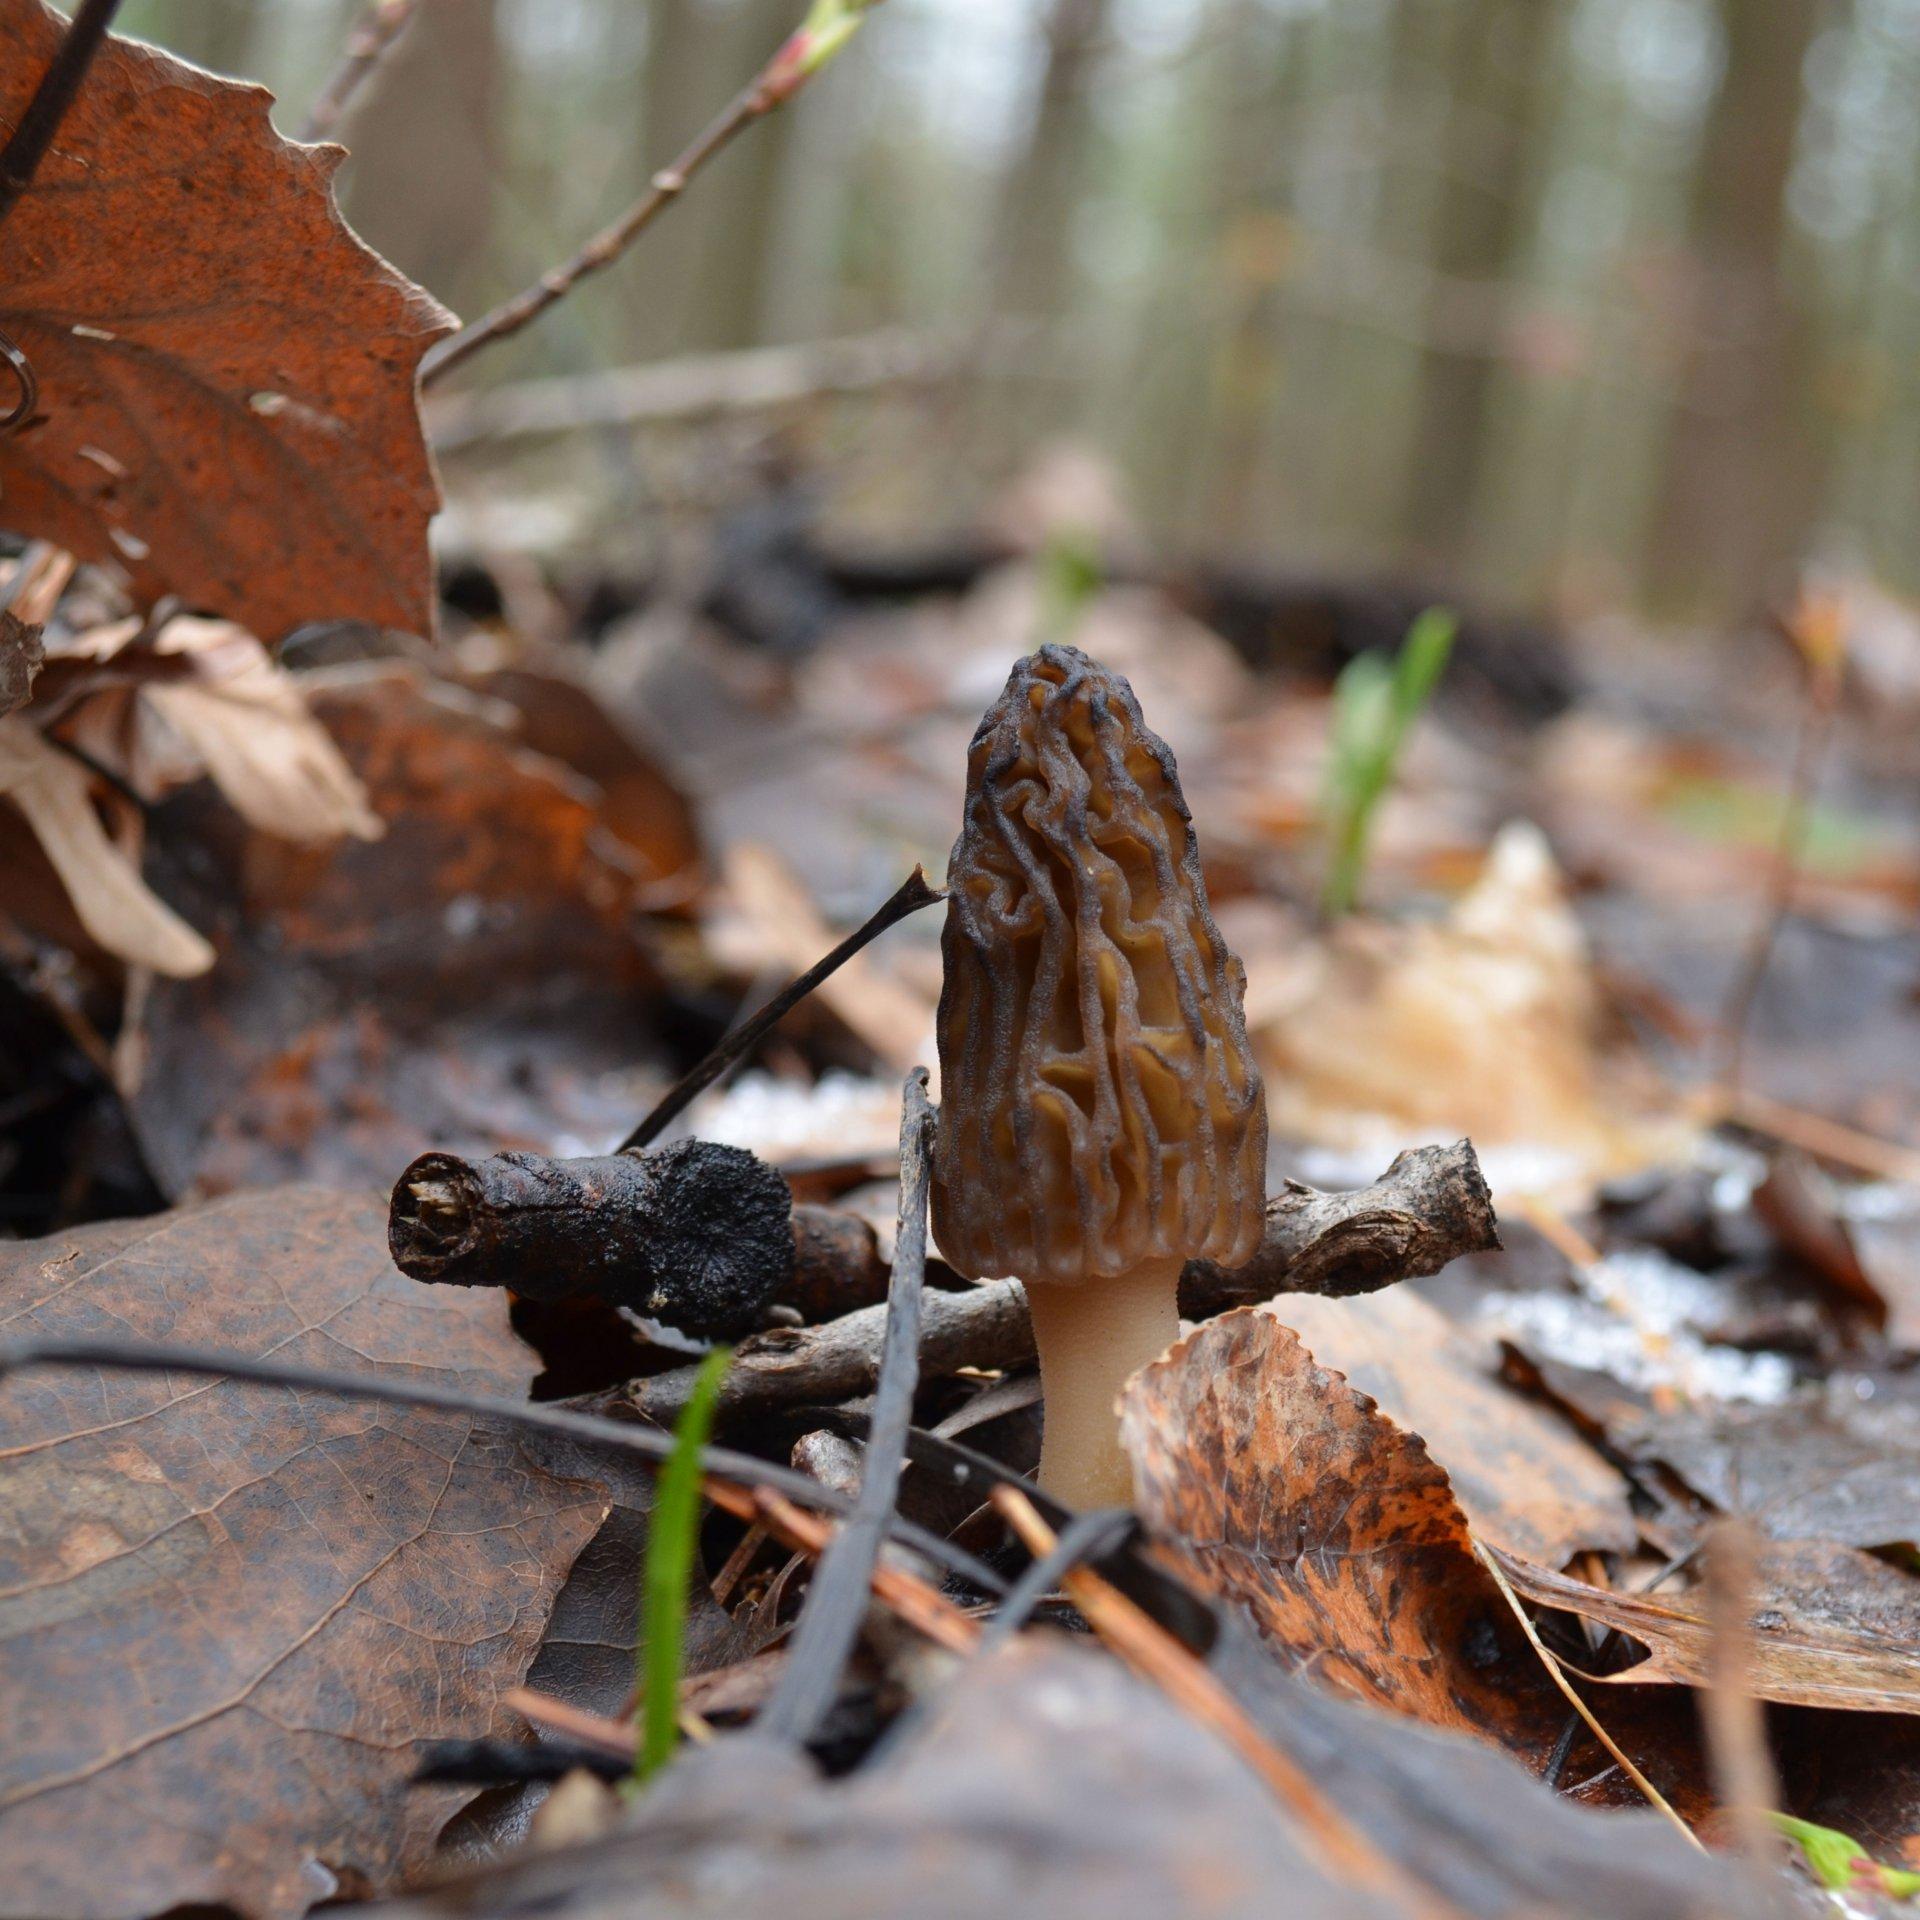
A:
121;0;1919;622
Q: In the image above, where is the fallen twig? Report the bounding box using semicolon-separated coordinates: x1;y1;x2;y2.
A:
389;1138;795;1337
423;326;1032;449
605;1140;1499;1426
1712;1086;1920;1188
759;1070;938;1743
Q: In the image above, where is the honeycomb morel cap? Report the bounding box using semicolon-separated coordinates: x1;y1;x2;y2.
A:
932;643;1267;1507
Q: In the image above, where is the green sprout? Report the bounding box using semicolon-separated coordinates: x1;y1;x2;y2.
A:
1769;1813;1920;1899
631;1347;730;1787
1319;605;1457;919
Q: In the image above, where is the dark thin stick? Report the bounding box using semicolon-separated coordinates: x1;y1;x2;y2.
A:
298;0;422;144
0;1336;1005;1595
758;1069;935;1744
0;0;121;226
979;1507;1135;1652
419;4;880;387
617;865;942;1154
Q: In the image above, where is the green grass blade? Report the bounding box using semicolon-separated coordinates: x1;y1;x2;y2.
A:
1318;605;1456;918
632;1346;730;1786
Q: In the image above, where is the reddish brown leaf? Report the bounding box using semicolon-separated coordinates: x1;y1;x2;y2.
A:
1278;1291;1637;1566
1120;1305;1563;1757
1494;1538;1920;1714
0;1;453;639
0;1187;611;1919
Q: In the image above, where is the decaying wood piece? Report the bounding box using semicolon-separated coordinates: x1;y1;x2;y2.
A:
1186;1139;1496;1308
389;1139;794;1339
603;1139;1498;1427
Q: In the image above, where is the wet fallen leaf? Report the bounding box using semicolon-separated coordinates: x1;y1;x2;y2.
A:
0;1186;612;1919
1120;1304;1563;1758
0;0;452;638
126;665;675;1195
1622;1380;1920;1550
1277;1290;1637;1565
1493;1538;1920;1713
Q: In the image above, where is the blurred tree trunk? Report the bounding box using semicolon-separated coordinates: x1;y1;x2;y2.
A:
340;0;501;320
693;0;805;351
1645;0;1825;613
628;0;787;357
1398;0;1557;570
997;0;1113;319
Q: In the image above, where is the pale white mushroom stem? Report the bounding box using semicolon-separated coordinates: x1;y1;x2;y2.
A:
1022;1257;1183;1510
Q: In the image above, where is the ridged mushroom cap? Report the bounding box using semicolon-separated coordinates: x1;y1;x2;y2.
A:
932;644;1267;1285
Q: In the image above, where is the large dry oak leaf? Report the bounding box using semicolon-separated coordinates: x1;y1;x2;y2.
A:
0;1187;610;1920
0;1;453;639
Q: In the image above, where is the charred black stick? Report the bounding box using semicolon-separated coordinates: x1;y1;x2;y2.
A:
600;1140;1498;1426
390;1139;794;1339
616;863;943;1154
388;1140;888;1337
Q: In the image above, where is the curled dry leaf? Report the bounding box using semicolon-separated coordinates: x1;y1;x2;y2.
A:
0;1187;612;1920
63;616;385;843
1253;823;1691;1199
1120;1304;1563;1759
1492;1540;1920;1714
0;714;213;975
0;0;453;638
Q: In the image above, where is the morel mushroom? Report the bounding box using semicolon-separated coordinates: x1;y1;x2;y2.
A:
932;644;1268;1508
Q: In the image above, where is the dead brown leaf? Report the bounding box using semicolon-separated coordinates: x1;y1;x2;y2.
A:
126;664;676;1196
1493;1538;1920;1714
0;1186;611;1919
1120;1304;1563;1758
1278;1290;1637;1566
0;1;452;638
1622;1381;1920;1553
1252;824;1692;1200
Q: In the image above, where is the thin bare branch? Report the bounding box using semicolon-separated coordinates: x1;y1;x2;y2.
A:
299;0;422;144
420;1;884;387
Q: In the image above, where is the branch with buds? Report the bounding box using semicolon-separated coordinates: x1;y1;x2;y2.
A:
421;0;886;387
